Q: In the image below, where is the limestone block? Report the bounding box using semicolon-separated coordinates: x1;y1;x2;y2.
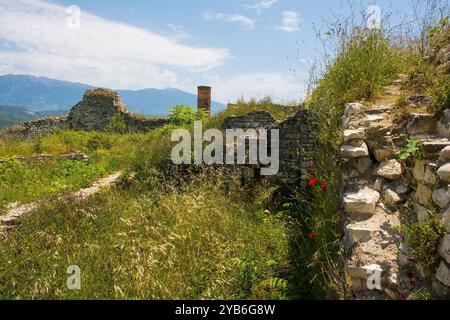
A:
355;157;373;174
373;147;395;162
443;209;450;233
438;163;450;183
433;189;450;209
383;189;402;206
345;225;374;245
416;204;430;223
374;178;383;191
440;146;450;161
395;185;409;195
343;187;380;215
340;143;369;158
348;264;383;280
424;163;439;185
413;160;426;182
344;129;365;142
422;141;450;159
439;235;450;264
407;113;437;135
436;261;450;287
415;184;432;206
344;103;364;117
375;160;403;180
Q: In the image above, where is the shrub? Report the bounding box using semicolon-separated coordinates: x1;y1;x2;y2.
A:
168;105;207;126
107;113;126;134
430;73;450;115
396;138;422;163
310;30;401;114
86;134;113;152
401;217;445;269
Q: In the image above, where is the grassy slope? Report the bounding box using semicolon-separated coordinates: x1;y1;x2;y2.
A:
0;121;293;299
0;131;161;210
0;171;290;299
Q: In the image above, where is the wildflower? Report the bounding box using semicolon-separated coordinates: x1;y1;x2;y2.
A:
306;164;313;174
308;178;317;186
309;231;316;238
320;181;328;190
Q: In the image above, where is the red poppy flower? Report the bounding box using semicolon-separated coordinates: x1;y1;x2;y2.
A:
309;231;316;238
308;178;317;186
320;181;328;190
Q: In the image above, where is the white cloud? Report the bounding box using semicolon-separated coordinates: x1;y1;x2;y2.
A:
204;72;306;103
275;11;301;33
203;12;255;30
246;0;278;14
0;0;230;89
165;24;190;41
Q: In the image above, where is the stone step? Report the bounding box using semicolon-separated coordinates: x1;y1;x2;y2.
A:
347;240;400;293
407;113;436;136
340;143;369;158
344;187;380;216
364;104;395;115
344;206;400;248
420;138;450;158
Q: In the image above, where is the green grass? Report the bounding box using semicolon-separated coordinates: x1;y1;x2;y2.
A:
0;129;172;211
0;171;290;300
0;158;106;211
206;98;301;130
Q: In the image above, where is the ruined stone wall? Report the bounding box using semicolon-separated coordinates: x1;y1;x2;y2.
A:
221;109;314;183
0;116;69;140
67;89;169;132
1;89;168;139
222;111;276;129
273;109;314;182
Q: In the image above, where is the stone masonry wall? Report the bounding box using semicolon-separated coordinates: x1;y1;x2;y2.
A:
1;89;168;139
222;111;276;129
221;109;314;183
0;116;69;140
67;89;169;132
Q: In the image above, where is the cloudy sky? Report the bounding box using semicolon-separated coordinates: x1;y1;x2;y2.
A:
0;0;414;103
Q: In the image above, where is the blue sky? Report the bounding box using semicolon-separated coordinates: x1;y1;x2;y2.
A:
0;0;423;103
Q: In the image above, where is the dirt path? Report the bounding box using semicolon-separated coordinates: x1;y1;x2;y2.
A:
0;171;123;240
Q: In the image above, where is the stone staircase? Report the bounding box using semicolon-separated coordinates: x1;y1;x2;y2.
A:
340;78;450;299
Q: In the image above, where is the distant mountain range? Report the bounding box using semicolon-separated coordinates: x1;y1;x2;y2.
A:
0;74;225;116
0;105;67;128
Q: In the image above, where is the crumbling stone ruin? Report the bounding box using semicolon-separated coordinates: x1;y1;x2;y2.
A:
340;79;450;298
221;108;314;183
222;111;276;129
0;89;168;139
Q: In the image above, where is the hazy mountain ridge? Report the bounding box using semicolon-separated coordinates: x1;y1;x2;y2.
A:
0;105;69;128
0;75;225;116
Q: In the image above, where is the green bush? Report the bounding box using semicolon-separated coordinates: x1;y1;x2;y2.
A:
430;73;450;115
107;113;126;134
401;217;445;269
168;105;207;126
396;138;422;163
